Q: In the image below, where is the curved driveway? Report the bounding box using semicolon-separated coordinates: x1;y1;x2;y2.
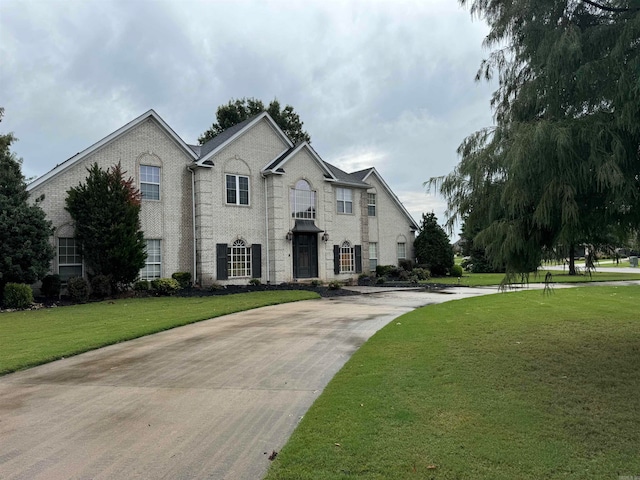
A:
0;283;634;479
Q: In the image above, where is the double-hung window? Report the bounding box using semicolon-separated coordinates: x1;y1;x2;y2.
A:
397;242;406;260
369;242;378;272
140;239;161;280
140;165;160;200
336;188;353;214
228;240;251;278
367;193;376;216
291;180;316;219
226;174;249;205
58;238;82;282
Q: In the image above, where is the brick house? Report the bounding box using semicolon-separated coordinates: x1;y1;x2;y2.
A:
27;110;417;285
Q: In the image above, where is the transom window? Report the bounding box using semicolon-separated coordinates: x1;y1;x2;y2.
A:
369;242;378;272
368;193;376;216
340;241;355;273
226;174;250;205
140;165;160;200
140;239;161;280
337;188;353;214
291;179;316;219
58;237;82;282
228;239;251;278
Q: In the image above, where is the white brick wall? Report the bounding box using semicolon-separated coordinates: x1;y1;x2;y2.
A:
29;118;194;280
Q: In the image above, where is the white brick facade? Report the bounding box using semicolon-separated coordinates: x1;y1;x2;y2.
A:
27;110;417;286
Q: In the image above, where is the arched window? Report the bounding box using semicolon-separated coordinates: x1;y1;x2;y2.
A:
290;179;316;219
228;239;251;278
340;241;355;273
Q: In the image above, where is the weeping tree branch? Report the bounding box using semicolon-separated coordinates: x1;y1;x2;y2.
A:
582;0;640;12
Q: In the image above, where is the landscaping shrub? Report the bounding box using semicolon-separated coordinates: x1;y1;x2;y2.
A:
3;283;33;309
67;277;90;303
41;274;61;298
90;274;112;298
412;267;430;281
209;282;225;291
376;277;385;285
133;280;150;291
450;264;463;277
328;280;342;290
376;265;396;277
151;278;180;296
310;279;322;287
398;258;413;272
249;278;261;286
171;272;192;288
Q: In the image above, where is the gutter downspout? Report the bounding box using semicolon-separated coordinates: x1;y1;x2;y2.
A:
262;173;270;284
187;166;197;285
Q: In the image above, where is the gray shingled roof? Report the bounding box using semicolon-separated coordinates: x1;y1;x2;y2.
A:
199;115;259;158
323;162;370;187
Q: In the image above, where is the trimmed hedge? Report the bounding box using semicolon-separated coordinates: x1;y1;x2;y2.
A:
3;283;34;309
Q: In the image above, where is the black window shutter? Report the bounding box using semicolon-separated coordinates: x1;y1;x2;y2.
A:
333;245;340;274
216;243;228;280
251;244;262;279
355;245;362;273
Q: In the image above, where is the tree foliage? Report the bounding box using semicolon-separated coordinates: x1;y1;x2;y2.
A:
414;212;455;276
0;108;54;291
65;163;146;291
430;0;640;277
198;97;311;145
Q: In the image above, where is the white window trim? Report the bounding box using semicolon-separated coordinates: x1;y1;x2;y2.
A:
140;239;162;281
58;237;83;282
226;174;250;206
140;165;161;201
228;239;251;278
340;241;355;273
369;242;378;271
291;180;316;219
397;242;407;260
337;188;353;214
368;193;376;217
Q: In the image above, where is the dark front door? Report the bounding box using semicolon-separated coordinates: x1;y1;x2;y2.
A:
293;234;318;278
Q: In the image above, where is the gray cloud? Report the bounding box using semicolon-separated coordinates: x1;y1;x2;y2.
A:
1;0;495;236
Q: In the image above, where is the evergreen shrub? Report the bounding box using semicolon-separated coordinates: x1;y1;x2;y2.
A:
3;283;33;309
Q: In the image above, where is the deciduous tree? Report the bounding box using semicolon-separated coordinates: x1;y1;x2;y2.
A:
198;97;311;145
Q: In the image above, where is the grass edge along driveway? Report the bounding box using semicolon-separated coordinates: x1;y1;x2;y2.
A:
0;291;319;375
266;285;640;480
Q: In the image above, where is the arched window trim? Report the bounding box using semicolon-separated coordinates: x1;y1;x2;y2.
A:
291;178;316;219
228;239;251;278
340;240;355;273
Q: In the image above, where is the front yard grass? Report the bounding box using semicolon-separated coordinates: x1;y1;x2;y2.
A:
266;286;640;479
0;291;319;375
428;270;640;287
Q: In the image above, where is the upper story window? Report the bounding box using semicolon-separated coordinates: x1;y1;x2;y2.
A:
368;193;376;216
291;179;316;219
336;187;353;214
226;174;249;206
140;165;160;200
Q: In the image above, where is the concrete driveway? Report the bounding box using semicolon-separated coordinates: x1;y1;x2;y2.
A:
1;283;627;479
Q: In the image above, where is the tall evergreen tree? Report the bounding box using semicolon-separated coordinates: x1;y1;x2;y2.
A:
0;108;54;292
414;212;455;276
65;163;146;291
198;97;311;145
431;0;640;278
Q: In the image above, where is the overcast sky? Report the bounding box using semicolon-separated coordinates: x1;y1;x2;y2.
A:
1;0;495;238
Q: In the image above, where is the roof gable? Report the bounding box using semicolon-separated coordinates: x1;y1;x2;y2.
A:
363;167;418;230
27;109;198;191
196;112;293;165
262;142;336;180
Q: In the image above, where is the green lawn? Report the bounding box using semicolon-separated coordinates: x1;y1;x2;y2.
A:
428;270;640;287
266;286;640;479
0;291;319;375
